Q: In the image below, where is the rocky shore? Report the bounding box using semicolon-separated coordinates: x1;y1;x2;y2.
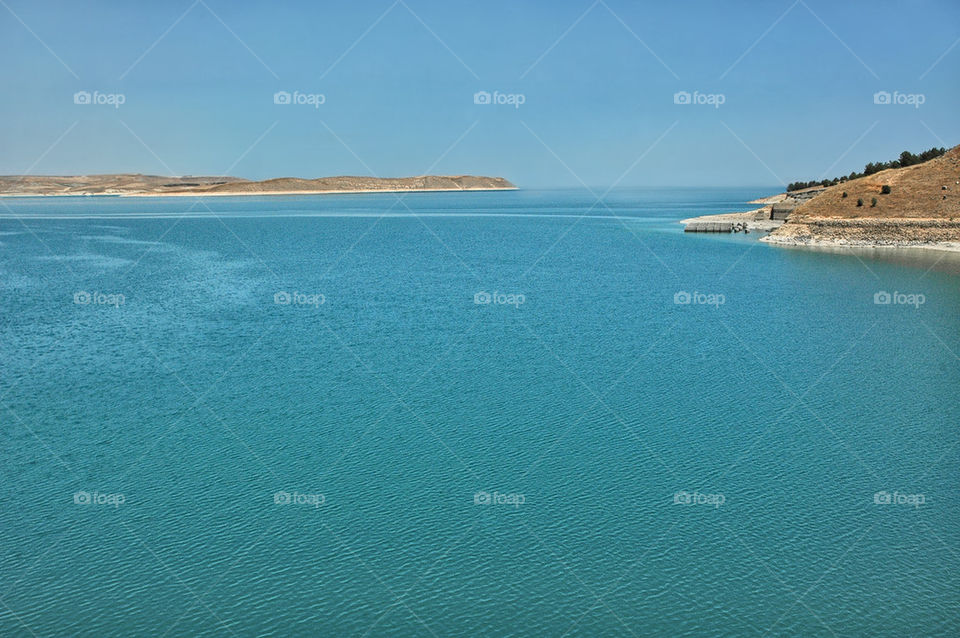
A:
761;218;960;252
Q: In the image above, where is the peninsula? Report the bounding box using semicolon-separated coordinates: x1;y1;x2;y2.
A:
683;144;960;252
0;174;516;197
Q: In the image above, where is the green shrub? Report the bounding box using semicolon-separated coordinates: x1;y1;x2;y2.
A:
856;198;864;207
841;191;848;198
871;197;878;207
787;147;945;191
881;184;891;194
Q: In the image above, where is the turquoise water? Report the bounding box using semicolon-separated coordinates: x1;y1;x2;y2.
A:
1;189;958;637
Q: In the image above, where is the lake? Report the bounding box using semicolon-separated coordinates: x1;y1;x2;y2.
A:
1;188;958;636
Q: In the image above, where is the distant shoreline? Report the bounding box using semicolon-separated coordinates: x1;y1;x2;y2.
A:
0;174;516;198
0;186;518;199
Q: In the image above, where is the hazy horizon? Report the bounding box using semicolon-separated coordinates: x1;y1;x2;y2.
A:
2;0;958;189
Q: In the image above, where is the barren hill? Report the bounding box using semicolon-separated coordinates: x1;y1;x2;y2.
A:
0;174;516;197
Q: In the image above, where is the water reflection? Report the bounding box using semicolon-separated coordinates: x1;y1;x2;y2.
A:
776;243;960;276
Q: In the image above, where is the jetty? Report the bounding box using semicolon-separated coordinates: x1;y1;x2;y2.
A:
684;221;751;233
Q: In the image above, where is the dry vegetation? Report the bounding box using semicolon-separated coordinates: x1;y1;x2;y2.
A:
788;145;960;220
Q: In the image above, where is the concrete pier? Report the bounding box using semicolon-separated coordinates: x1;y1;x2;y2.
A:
684;222;733;233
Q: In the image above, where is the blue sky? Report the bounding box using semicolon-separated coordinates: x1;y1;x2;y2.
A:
1;0;957;188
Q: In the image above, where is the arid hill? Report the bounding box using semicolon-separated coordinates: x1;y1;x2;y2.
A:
0;174;516;197
204;175;515;194
764;144;960;248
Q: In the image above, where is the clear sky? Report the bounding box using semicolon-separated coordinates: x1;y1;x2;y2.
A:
1;0;958;188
